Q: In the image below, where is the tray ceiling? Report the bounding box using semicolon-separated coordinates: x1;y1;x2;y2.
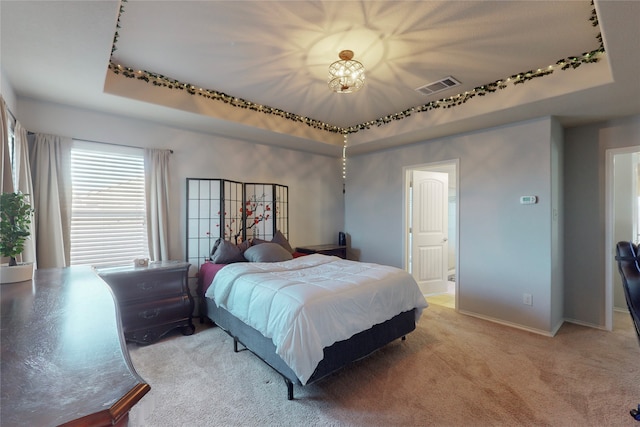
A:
2;1;639;155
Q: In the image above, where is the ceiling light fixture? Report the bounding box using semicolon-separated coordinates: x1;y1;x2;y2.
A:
328;50;365;94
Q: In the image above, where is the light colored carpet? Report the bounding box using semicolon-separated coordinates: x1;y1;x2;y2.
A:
128;305;640;427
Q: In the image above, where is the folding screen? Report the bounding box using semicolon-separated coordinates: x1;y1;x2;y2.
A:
244;182;289;241
186;178;288;270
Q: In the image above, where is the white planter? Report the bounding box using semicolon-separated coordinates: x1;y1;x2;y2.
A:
0;263;34;284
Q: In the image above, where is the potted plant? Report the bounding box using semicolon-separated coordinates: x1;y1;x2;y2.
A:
0;192;35;283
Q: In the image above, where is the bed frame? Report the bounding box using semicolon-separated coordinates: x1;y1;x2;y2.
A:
205;296;416;400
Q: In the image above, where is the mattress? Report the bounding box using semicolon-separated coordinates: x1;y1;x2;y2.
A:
204;254;428;384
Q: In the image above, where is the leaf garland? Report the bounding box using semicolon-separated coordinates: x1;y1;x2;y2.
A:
108;63;344;134
109;0;605;135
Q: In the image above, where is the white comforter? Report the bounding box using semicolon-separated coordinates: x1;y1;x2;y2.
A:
205;254;428;384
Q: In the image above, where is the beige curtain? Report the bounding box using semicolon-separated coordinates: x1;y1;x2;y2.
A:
1;98;36;266
1;97;14;194
29;134;72;268
13;122;36;266
1;98;14;266
144;148;171;261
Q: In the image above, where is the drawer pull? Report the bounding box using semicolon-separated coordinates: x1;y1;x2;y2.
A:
137;281;157;291
139;308;160;319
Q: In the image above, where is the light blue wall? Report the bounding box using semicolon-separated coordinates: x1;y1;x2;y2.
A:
564;116;640;327
342;114;640;332
16;98;346;264
550;119;564;332
12;87;640;332
1;68;17;111
613;153;634;309
346;117;558;333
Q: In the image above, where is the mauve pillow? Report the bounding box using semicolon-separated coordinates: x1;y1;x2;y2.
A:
271;229;294;254
243;242;293;263
251;230;294;254
251;238;268;246
210;239;248;264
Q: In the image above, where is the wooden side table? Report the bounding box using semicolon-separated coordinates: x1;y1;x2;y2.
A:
296;244;347;259
98;260;194;345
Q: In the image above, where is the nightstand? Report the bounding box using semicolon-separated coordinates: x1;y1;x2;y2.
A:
97;260;194;345
296;244;347;259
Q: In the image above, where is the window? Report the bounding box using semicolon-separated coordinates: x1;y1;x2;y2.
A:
70;141;149;267
6;118;16;188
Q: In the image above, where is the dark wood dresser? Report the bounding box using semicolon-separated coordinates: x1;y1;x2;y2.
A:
0;267;149;426
98;261;194;345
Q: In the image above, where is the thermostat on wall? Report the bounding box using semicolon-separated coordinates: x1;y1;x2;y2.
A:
520;195;538;205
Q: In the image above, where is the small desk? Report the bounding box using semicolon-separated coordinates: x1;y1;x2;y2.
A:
0;267;149;426
296;244;347;259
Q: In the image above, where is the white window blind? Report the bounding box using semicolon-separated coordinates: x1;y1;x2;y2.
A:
70;144;149;267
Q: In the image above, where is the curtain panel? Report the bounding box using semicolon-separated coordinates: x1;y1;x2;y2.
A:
1;96;37;266
0;97;15;267
29;134;72;268
13;123;36;265
1;97;14;194
144;148;171;261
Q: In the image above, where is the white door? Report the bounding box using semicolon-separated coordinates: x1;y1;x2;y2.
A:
411;170;449;294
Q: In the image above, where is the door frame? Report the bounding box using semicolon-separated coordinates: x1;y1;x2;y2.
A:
403;159;460;306
605;146;640;331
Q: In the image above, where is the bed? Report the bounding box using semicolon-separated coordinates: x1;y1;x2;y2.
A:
199;245;428;400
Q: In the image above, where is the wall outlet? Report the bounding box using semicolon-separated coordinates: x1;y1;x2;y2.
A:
523;293;533;306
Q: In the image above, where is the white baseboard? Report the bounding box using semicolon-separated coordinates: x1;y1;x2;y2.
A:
563;317;608;331
457;309;557;337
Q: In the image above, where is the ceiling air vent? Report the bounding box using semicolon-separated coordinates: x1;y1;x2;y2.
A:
415;76;461;96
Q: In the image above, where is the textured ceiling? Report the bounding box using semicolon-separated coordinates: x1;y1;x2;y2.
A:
112;1;599;128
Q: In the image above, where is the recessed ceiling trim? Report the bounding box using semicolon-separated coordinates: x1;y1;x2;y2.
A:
108;1;605;136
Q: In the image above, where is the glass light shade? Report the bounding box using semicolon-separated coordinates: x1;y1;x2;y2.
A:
328;50;365;93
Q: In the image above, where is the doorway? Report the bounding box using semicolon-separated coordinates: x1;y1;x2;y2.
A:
404;160;459;309
606;147;640;330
